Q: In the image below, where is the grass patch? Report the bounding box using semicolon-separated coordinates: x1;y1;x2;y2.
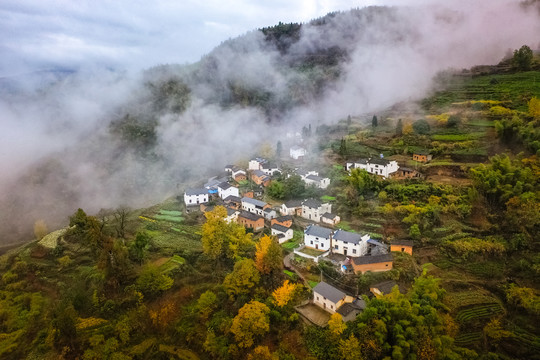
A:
456;303;504;323
468;120;495;127
338;221;355;232
298;247;327;257
284;270;295;277
466;261;504;279
445;290;499;309
431;132;485;141
154;214;184;223
159;255;186;274
308;281;318;288
321;195;336;202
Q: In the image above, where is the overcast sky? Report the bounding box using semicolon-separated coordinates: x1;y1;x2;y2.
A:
0;0;447;77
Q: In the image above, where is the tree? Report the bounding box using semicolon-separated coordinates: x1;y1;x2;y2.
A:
276;141;282;158
223;259;260;299
347;115;352;126
513;45;533;71
413;119;431;134
230;301;270;348
272;280;297;307
339;335;363;360
248;346;276;360
267;181;285;200
202;206;254;260
196;290;218;320
529;96;540;118
282;175;306;199
255;235;282;275
372;115;378;127
113;207;129;239
130;231;150;264
447;115;460;128
328;313;346;337
135;265;173;298
339;137;347;156
396;118;403;136
409;224;421;239
34;219;48;240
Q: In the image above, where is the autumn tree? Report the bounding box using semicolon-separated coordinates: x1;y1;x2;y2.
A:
529;96;540;118
230;301;270;348
135;265;173;298
328;313;346;337
202;206;254;261
255;235;282;276
34;219;48;240
248;346;277;360
272;280;297;307
339;335;363;360
223;259;260;299
196;290;218;321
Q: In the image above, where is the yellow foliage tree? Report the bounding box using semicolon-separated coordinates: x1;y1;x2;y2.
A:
528;96;540;118
328;313;345;337
223;259;260;299
403;122;413;135
34;219;48;240
272;280;297;307
149;301;177;331
339;335;363;360
202;206;253;260
247;346;277;360
230;301;270;348
255;235;282;275
483;318;514;342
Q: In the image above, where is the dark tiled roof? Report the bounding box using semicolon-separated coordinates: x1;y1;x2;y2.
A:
414;150;431;155
322;212;338;219
302;198;322;208
271;224;290;233
371;280;398;294
238;211;263;222
218;182;232;190
252;170;265;177
305;224;333;238
284;200;302;208
275;215;293;222
333;229;362;244
369;157;391;166
306;174;324;181
392;240;414;247
313;282;346;304
352;253;393;265
241;197;267;207
226;208;238;216
336;298;366;316
185;188;209;196
224;195;241;203
367;239;385;247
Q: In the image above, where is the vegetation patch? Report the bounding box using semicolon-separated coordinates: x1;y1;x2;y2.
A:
456;303;504;323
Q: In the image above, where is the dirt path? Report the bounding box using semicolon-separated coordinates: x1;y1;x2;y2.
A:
284;252;311;288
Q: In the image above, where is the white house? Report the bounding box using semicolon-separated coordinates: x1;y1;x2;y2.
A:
184;188;209;206
301;199;332;223
313;282;350;314
261;162;280;176
224;207;240;224
217;182;239;200
290;145;306;160
263;207;278;220
321;213;341;226
297;169;319;178
271;224;293;243
346;157;399;178
304;224;333;251
248;158;267;171
280;200;302;216
332;230;369;257
241;197;269;216
304;174;330;189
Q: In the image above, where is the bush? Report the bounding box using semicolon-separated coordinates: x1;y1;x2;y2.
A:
413;119;430;134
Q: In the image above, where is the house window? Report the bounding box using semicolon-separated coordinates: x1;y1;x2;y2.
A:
316;237;319;240
386;264;389;267
330;305;333;309
317;296;319;301
189;199;192;203
401;247;405;252
353;249;357;254
334;245;338;250
310;241;313;245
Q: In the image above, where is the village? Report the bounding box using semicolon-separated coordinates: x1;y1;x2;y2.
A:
182;138;425;324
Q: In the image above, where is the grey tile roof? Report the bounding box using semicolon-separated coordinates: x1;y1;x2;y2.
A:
302;198;322;208
238;211;263;221
252;170;265;177
223;195;241;203
392;240;414;247
371;280;398;294
185;188;209;196
352;253;393;265
290;145;305;151
218;182;232;190
275;215;293;222
305;224;333;238
226;207;238;216
284;200;302;208
322;212;338;219
333;230;362;244
306;174;324;181
369;157;391;166
367;239;386;247
241;197;267;208
313;282;346;304
271;224;290;233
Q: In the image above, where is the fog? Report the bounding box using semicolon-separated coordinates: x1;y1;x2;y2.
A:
0;1;538;244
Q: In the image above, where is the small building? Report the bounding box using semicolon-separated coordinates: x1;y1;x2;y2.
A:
304;224;333;251
332;230;369;257
290;145;307;160
336;298;366;322
224;165;235;173
217;182;239;200
271;215;293;228
184;188;209;206
321;213;341;226
392;167;422;179
304;174;330;189
271;224;293;244
351;254;393;274
248;157;267;171
391;240;414;255
241;197;270;216
232;169;247;182
346;158;399;178
280;200;302;216
261;163;280;176
237;211;264;231
413;151;432;163
224;207;240;224
370;280;400;296
263;207;277;220
312;282;349;314
223;195;242;209
251;170;271;187
301;199;332;223
204;174;229;193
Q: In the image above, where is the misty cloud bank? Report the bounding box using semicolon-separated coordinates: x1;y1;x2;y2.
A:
1;1;538;244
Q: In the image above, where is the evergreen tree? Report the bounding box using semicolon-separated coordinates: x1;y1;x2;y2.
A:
276;140;282;158
372;115;378;127
339;137;347;156
396;118;403;136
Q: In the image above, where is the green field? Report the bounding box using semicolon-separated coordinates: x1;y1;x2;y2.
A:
431;132;485;141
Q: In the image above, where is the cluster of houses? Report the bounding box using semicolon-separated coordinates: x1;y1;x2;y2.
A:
345;152;431;180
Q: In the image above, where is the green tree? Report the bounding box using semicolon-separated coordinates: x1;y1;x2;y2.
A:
276;141;282;158
339;137;347;156
223;259;260;299
130;231;150;264
413;119;431;134
135;265;173;298
197;291;218;320
372;115;378;127
396;118;403;136
513;45;533;71
282;174;306;199
267;181;285;200
409;224;421;239
230;301;270;348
